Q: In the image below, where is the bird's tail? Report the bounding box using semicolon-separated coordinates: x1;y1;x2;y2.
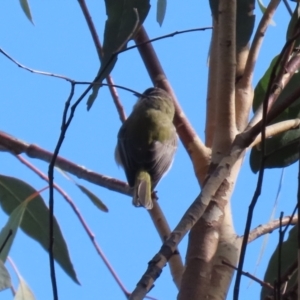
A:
133;170;153;209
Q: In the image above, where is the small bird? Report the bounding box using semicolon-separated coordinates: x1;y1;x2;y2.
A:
115;87;177;209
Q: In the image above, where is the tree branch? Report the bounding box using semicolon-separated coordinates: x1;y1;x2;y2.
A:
128;135;249;300
241;0;281;88
15;155;135;298
205;19;219;148
148;201;184;289
78;0;126;122
212;0;237;163
249;119;300;148
0;131;183;288
247;216;298;243
0;130;131;195
134;25;211;185
248;35;300;129
222;260;274;290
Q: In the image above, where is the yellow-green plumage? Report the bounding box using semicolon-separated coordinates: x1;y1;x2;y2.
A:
115;87;177;209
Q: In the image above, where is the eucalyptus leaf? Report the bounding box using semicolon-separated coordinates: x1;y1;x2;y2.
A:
0;198;27;261
87;0;150;110
251;53;300;172
0;260;11;291
156;0;167;26
19;0;34;24
286;2;300;46
0;175;79;284
261;225;297;299
77;184;108;212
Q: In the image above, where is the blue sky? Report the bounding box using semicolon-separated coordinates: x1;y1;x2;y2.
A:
0;1;297;299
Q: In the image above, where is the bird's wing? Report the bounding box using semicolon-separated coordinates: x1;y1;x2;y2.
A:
117;122;177;189
145;129;177;188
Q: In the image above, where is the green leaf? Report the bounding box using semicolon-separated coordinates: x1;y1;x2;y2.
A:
250;129;300;173
251;54;300;172
261;225;297;299
287;2;300;46
56;168;109;212
19;0;34;24
77;184;108;212
0;198;27;261
14;276;35;300
87;0;150;110
253;55;278;112
0;175;79;284
156;0;167;26
0;260;11;291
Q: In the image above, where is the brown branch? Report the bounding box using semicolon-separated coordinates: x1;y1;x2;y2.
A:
148;201;184;288
0;130;182;289
241;0;281;88
222;260;274;291
15;155;135;298
248;35;300;129
0;48;75;82
0;130;131;195
247;216;298;243
78;0;126;122
128;139;246;300
134;25;211;185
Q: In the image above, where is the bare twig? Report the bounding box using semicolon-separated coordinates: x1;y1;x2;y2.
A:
242;0;281;88
234;14;299;300
247;216;298;243
248;31;300;129
0;48;75;82
0;131;131;195
128;139;247;300
148;201;184;288
283;0;293;16
222;260;274;291
15;155;160;299
78;0;127;122
48;84;76;300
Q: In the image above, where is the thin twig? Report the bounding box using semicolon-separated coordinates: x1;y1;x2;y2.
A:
15;155;159;299
148;201;184;288
0;131;131;195
248;27;300;129
283;0;293;16
78;0;126;122
0;48;75;82
247;216;298;243
48;84;76;300
236;37;300;299
235;32;300;296
242;0;281;88
222;260;274;291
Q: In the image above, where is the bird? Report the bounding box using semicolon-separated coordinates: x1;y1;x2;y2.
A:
115;87;177;209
